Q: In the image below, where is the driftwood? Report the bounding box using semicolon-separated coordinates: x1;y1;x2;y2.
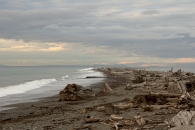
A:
134;116;146;126
169;125;195;130
125;84;133;90
84;116;100;123
131;76;145;84
102;83;113;92
114;123;119;130
132;82;146;88
169;111;195;127
73;125;93;130
96;106;105;111
143;106;153;112
110;114;124;121
150;92;182;98
133;94;168;107
113;103;130;110
150;104;173;110
105;105;119;114
168;81;187;94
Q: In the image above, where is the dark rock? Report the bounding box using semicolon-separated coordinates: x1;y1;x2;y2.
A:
59;84;93;101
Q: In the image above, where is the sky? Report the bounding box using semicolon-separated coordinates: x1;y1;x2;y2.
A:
0;0;195;66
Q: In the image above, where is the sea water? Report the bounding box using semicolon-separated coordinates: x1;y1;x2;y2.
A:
0;66;105;111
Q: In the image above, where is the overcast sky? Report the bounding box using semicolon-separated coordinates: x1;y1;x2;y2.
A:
0;0;195;66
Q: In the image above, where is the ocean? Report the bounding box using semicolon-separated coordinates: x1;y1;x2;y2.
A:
0;66;105;111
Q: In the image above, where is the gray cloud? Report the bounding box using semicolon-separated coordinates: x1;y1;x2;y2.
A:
0;0;195;65
141;10;160;15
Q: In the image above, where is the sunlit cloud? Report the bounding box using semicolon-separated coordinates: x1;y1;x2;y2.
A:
118;62;135;65
0;39;67;52
0;1;195;66
141;63;167;67
173;58;195;63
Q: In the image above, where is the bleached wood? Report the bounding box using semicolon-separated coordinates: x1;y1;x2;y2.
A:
102;83;113;92
168;81;187;94
169;111;195;127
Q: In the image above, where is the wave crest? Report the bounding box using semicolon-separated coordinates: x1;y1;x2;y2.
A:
0;78;57;97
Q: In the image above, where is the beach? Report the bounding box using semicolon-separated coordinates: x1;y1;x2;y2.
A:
0;68;195;130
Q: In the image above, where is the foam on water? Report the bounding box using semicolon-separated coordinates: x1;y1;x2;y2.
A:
0;78;57;97
0;66;105;111
78;67;94;73
60;75;69;80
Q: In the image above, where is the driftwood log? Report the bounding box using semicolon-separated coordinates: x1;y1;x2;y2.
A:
169;125;195;130
84;116;100;123
105;104;119;114
110;114;124;121
150;92;182;98
168;81;187;94
134;116;146;126
113;103;130;110
102;83;113;92
169;111;195;127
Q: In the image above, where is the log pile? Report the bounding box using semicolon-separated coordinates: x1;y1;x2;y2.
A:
66;68;195;130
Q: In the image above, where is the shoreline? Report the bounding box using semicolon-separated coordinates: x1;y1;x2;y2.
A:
0;77;107;112
0;68;194;129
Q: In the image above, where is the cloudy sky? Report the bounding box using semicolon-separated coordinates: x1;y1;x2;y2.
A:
0;0;195;66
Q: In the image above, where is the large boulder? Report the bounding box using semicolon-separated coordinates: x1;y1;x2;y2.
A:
59;83;93;101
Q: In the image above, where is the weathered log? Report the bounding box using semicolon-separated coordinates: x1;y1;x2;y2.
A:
110;114;124;121
84;116;100;123
125;84;133;90
143;106;153;112
169;111;195;127
150;92;182;98
132;82;146;88
150;104;173;110
168;81;187;94
133;94;168;107
102;83;113;92
134;116;146;126
131;76;145;84
113;103;130;110
95;106;105;111
169;125;195;130
105;105;119;114
73;124;93;130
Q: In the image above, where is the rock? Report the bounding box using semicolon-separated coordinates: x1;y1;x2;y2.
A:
59;83;93;101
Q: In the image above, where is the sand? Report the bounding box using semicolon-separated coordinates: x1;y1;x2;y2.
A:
0;68;188;130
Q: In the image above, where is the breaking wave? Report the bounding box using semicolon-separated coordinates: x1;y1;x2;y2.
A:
78;67;94;73
0;78;57;97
